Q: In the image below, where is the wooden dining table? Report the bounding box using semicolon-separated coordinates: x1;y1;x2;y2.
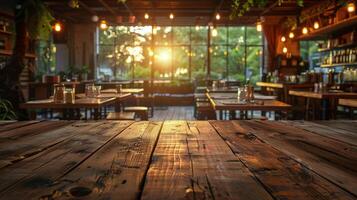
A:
289;90;357;120
0;120;355;200
207;92;291;119
101;88;144;94
20;93;132;120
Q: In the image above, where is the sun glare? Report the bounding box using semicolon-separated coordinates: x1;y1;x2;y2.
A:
158;51;171;62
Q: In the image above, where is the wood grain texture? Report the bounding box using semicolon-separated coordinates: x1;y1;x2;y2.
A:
0;120;42;133
211;120;356;200
239;120;357;197
0;121;133;199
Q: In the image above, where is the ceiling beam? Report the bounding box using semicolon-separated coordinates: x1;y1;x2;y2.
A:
97;0;116;16
78;0;97;15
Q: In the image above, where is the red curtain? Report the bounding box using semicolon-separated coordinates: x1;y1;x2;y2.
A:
263;25;279;72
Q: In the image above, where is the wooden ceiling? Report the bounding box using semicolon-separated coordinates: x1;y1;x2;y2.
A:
43;0;320;26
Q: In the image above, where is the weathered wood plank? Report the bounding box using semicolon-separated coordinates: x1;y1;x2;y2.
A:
314;120;357;134
142;120;272;200
239;120;357;197
210;120;355;200
0;121;133;199
281;121;357;146
31;121;162;200
0;121;98;169
0;120;70;140
187;121;273;200
141;120;193;200
0;121;42;133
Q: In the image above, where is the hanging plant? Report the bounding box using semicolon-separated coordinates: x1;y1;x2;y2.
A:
22;0;54;40
230;0;304;18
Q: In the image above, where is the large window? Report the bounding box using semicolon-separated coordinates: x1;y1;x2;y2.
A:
97;25;264;83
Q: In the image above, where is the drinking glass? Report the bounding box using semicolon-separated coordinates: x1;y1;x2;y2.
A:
94;85;102;97
85;84;95;98
237;87;246;102
64;88;75;104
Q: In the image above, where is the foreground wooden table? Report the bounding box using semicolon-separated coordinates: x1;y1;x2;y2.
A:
0;120;355;200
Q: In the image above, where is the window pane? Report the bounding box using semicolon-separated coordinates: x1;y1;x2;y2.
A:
97;45;115;79
228;27;245;45
211;45;227;79
192;45;207;79
212;26;227;44
191;26;208;45
173;27;190;44
246;46;262;84
246;27;262;45
154;26;172;46
228;45;245;81
173;46;189;79
154;47;172;79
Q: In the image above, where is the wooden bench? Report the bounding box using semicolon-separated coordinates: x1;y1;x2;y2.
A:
124;106;149;120
106;112;136;120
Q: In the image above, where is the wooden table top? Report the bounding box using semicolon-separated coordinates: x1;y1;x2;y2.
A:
256;81;284;88
339;98;357;107
207;93;289;111
0;120;355;199
20;97;117;109
206;86;238;93
256;82;314;89
76;92;132;99
289;90;357;99
208;92;277;100
101;88;144;94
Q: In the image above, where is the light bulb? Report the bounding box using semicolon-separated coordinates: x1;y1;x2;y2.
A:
212;28;218;37
169;13;174;19
215;13;220;20
256;22;262;32
100;20;108;30
283;47;288;54
281;36;286;42
91;15;99;22
144;13;149;19
289;32;295;39
302;27;308;35
348;3;355;13
195;25;199;31
54;22;62;32
313;21;319;29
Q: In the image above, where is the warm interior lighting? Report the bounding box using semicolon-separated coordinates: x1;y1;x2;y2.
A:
144;13;149;19
313;21;320;29
169;13;174;19
289;32;295;39
91;15;99;22
347;3;355;13
211;28;218;37
100;20;108;30
54;22;62;32
195;25;199;31
215;13;221;20
158;51;171;62
283;47;288;54
302;27;308;35
256;22;262;32
153;26;157;35
281;36;286;42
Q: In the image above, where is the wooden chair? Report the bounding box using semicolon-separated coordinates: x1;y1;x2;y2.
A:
124;106;149;120
106;112;135;120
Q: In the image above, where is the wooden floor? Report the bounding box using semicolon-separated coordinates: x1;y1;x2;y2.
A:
150;106;195;120
0;120;356;199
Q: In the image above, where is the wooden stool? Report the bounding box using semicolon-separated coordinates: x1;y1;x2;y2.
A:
124;106;149;120
196;102;216;120
106;112;135;120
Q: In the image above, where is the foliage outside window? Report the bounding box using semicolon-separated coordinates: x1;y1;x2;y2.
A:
97;25;264;84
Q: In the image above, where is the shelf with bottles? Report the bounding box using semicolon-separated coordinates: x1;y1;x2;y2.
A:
0;49;36;59
320;46;357;67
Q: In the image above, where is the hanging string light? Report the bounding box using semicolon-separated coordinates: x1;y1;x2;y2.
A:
100;20;108;30
53;22;62;32
169;13;174;19
347;2;355;13
256;21;262;32
211;27;218;37
281;36;286;42
283;47;288;54
289;32;295;39
144;13;149;19
313;21;320;29
302;27;308;35
68;0;79;8
215;13;221;20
